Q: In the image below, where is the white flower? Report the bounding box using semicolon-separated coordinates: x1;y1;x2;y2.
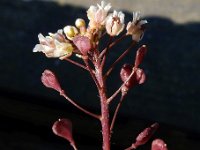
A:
87;1;111;29
105;10;125;36
126;12;148;42
33;30;73;59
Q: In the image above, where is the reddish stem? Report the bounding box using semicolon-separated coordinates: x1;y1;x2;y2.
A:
101;36;113;69
110;93;126;132
107;68;136;104
104;41;137;79
60;91;100;120
64;58;89;71
99;33;127;59
94;60;111;150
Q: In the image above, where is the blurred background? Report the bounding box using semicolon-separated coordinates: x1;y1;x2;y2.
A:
0;0;200;149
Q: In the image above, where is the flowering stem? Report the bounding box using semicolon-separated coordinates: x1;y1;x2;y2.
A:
104;41;137;79
110;93;126;132
60;91;100;120
83;59;101;89
94;60;111;150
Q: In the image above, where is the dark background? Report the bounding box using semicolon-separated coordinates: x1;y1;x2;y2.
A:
0;0;200;149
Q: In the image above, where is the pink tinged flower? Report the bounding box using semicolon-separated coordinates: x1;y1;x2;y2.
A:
151;139;168;150
134;45;147;68
87;1;111;29
131;123;159;149
33;30;73;60
106;10;125;36
41;70;62;93
73;35;92;55
52;118;77;150
126;12;148;42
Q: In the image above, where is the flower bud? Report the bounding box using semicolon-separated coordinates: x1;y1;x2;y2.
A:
73;35;91;55
75;18;86;28
52;118;76;149
41;70;62;93
151;139;168;150
64;26;78;40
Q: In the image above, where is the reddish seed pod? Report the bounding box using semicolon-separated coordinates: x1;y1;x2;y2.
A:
41;69;62;92
52;118;75;145
120;64;134;89
135;68;146;85
120;64;146;92
151;139;168;150
131;123;159;149
73;35;91;55
134;45;147;68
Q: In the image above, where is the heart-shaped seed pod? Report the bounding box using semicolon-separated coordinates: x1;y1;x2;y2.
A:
73;35;91;55
41;70;62;93
120;64;146;92
151;139;168;150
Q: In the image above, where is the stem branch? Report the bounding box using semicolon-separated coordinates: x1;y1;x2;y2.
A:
60;91;100;120
104;41;137;79
64;58;89;71
110;93;126;132
107;69;135;104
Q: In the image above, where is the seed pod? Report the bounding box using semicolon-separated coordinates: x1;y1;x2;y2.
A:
134;45;147;68
120;64;146;92
52;118;77;149
151;139;168;150
41;70;62;93
120;64;133;90
130;123;159;149
73;35;92;55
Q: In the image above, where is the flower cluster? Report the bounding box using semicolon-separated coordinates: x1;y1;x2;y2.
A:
33;1;167;150
33;1;147;59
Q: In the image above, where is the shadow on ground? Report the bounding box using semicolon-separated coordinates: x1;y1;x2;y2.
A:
0;0;200;150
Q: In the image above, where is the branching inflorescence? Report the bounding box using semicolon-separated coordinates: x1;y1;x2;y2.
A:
33;1;168;150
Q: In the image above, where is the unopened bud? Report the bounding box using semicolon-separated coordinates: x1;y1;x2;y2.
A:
64;26;78;40
75;18;86;28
